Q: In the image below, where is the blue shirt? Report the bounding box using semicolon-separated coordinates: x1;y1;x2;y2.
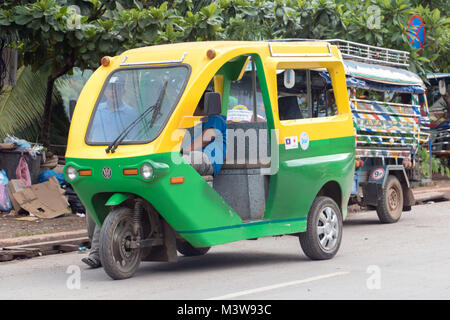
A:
191;115;227;177
88;102;139;142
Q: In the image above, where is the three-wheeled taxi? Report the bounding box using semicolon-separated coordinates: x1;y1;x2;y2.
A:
65;41;355;279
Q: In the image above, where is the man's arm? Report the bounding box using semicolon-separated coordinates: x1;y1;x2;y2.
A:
184;128;216;152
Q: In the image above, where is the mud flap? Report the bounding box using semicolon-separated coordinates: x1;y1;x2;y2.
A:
362;182;382;207
141;219;178;262
403;187;415;211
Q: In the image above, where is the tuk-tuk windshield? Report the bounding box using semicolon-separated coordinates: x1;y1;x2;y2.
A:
86;66;189;144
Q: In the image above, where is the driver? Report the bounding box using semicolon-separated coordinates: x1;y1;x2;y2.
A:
88;75;139;142
182;92;227;177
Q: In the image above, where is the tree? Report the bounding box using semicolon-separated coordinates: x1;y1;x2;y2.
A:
0;66;52;141
0;0;448;148
0;0;123;147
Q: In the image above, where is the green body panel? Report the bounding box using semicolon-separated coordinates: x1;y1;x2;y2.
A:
265;136;355;221
66;136;354;248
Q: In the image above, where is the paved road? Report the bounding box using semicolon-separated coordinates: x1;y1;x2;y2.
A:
1;201;450;300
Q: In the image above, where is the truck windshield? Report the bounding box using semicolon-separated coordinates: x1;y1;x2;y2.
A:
86;66;189;144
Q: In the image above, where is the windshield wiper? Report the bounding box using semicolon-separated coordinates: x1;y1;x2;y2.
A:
106;80;168;154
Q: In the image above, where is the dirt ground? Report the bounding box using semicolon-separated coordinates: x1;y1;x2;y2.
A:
0;213;86;240
0;175;448;241
412;175;450;198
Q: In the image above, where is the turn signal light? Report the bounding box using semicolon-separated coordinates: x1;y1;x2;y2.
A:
101;56;111;67
78;169;92;176
123;168;139;176
170;177;185;184
355;160;364;168
403;160;413;168
206;49;216;59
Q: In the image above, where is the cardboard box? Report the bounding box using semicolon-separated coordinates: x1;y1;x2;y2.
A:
6;179;26;213
11;176;70;219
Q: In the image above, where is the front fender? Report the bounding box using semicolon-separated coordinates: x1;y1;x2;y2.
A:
105;193;130;206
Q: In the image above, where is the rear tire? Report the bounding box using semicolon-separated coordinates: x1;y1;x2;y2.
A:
176;241;210;256
376;175;403;224
100;207;142;280
299;196;343;260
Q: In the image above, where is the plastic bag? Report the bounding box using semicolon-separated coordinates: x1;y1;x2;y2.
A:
16;154;32;187
4;134;31;151
0;170;12;212
39;169;67;186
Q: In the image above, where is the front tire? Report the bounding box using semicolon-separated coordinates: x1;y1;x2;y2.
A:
99;207;142;280
376;175;403;224
299;196;343;260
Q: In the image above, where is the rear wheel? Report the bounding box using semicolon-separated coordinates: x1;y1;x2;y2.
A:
176;241;210;256
376;175;403;224
299;196;343;260
99;207;142;280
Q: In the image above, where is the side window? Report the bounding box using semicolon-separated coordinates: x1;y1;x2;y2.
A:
276;69;337;120
227;57;267;123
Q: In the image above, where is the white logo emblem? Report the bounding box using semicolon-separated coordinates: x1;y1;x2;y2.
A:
299;132;309;150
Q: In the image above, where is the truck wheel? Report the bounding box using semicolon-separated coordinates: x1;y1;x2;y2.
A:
299;196;343;260
376;175;403;224
176;241;210;256
99;207;142;280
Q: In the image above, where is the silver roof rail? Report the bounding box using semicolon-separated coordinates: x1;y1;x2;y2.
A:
267;39;410;68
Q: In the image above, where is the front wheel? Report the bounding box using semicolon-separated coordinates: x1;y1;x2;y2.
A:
299;196;343;260
99;207;142;280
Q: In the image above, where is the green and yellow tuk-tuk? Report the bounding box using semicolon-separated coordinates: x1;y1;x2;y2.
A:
65;41;355;280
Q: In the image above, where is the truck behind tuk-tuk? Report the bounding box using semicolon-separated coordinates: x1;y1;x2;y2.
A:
327;40;430;223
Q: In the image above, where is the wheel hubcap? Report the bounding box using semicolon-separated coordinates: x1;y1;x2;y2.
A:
111;218;140;270
317;207;339;252
388;187;400;211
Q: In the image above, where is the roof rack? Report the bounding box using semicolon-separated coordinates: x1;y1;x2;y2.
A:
268;39;410;68
327;39;409;68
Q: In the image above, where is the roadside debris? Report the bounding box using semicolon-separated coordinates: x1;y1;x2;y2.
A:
0;135;86;219
0;236;90;262
12;177;70;219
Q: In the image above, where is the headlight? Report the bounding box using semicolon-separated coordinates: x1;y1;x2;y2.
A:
140;163;153;180
66;166;78;181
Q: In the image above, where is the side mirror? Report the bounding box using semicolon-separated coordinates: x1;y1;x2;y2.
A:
204;92;222;116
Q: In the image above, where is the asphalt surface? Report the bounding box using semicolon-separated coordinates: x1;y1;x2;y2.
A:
1;201;449;300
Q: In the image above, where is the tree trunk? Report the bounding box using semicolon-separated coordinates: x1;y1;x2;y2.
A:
40;57;74;149
41;75;55;149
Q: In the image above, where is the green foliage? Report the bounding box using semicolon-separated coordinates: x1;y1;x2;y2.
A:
0;66;56;141
0;0;448;146
418;145;450;178
1;0;448;78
